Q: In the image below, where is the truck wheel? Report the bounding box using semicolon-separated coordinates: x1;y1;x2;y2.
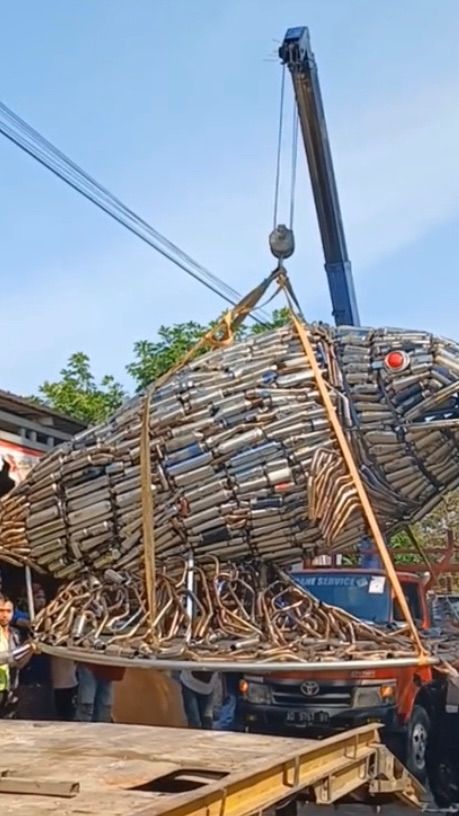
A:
406;705;430;782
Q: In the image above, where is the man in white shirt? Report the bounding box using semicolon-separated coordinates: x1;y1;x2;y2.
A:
51;658;77;720
179;670;217;729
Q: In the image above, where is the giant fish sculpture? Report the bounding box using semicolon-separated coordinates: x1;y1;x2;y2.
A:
0;321;458;662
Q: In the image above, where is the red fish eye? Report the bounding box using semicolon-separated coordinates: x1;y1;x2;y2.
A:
384;350;409;371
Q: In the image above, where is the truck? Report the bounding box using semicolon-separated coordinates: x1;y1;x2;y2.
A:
239;567;434;782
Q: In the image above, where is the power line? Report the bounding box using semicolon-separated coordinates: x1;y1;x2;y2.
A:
0;102;245;306
0;102;273;325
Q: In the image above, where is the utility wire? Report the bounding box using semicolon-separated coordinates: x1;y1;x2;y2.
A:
0;103;246;306
0;102;242;304
272;64;286;230
0;107;247;310
0;102;273;325
289;106;299;231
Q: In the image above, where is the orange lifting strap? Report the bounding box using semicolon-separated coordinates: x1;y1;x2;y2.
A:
140;265;427;660
139;270;279;636
280;280;426;658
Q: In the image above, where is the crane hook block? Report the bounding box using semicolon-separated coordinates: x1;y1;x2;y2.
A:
269;224;295;260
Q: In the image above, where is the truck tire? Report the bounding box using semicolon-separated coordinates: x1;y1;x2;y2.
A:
406;705;430;782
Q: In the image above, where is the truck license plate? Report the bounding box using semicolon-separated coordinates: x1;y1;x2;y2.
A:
285;710;329;725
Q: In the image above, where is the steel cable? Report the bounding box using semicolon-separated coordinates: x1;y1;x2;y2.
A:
0;101;273;325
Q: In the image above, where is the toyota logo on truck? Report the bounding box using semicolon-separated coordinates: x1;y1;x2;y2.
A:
301;681;320;697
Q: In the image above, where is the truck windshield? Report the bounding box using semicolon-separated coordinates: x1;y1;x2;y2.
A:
291;572;391;623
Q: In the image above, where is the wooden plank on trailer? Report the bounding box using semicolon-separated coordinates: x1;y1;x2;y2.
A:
0;721;422;815
0;773;79;797
0;721;314;815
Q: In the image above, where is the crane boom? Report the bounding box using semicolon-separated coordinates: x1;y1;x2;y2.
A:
279;26;360;326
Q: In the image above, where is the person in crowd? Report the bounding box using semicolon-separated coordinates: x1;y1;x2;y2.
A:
0;594;24;718
51;657;77;721
0;570;29;633
0;459;15;499
179;669;218;729
358;527;382;569
16;582;54;720
76;663;125;723
214;673;241;731
12;607;31;632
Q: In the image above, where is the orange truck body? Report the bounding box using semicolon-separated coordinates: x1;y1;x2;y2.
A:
239;568;435;778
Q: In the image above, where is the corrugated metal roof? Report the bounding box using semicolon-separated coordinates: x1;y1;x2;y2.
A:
0;389;86;435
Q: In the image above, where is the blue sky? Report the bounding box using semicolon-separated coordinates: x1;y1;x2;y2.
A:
2;0;459;395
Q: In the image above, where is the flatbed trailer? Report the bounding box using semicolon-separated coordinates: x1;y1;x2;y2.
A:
1;721;423;815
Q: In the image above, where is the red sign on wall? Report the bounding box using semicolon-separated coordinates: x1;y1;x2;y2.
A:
0;438;43;488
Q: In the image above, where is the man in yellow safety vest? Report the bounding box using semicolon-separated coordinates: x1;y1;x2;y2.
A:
0;594;21;717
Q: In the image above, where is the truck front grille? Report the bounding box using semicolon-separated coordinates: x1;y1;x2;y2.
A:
271;685;353;708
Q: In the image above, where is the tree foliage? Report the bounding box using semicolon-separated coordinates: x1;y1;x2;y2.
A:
249;307;291;335
388;529;421;567
36;309;291;424
387;492;459;585
126;308;291;394
126;321;212;394
37;352;127;425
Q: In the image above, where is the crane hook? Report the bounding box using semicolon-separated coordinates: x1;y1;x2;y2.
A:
269;224;295;260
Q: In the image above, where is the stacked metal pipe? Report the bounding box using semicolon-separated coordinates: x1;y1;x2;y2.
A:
0;321;459;660
33;561;418;662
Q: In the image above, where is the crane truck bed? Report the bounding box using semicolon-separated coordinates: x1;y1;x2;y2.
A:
0;720;423;815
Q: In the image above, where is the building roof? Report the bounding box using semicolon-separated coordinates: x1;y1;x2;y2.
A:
0;389;86;436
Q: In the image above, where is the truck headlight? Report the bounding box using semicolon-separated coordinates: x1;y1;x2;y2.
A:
245;682;272;705
353;684;395;709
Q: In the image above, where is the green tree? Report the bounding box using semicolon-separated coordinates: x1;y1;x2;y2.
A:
38;352;127;425
386;492;459;582
127;308;291;392
126;321;211;393
249;307;291;335
35;308;292;421
389;529;422;567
